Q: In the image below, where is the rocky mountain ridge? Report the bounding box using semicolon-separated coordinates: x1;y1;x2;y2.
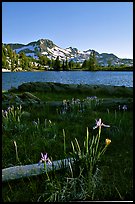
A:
5;39;133;67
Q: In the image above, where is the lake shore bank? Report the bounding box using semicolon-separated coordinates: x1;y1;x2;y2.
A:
2;68;133;72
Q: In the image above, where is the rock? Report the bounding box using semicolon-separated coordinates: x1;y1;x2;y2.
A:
51;84;66;92
18;82;52;92
17;82;133;97
14;95;23;103
2;91;44;109
21;92;41;102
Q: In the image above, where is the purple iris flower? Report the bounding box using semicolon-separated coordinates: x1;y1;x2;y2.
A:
38;152;52;165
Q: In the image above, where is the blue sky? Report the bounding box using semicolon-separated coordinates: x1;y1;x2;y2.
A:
2;2;133;59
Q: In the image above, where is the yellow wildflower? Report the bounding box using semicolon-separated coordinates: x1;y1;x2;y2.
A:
105;138;111;146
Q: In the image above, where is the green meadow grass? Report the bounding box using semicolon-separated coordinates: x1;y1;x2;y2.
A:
2;91;133;202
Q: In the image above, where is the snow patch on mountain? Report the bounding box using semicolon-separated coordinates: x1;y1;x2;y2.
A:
15;45;39;54
42;51;48;55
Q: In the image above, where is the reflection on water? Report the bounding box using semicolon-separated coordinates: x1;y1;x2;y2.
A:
2;71;133;90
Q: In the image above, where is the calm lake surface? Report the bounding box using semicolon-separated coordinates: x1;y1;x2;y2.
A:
2;71;133;91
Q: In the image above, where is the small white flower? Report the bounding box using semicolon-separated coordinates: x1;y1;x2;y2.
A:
93;118;110;130
33;121;38;126
122;105;127;111
86;96;97;100
63;100;67;105
2;110;8;117
49;120;52;124
7;107;11;111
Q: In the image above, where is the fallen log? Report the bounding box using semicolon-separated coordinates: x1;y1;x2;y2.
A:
2;157;74;182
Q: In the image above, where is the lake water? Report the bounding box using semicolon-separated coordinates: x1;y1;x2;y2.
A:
2;71;133;91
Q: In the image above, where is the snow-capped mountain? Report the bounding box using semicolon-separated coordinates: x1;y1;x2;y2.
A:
6;39;133;67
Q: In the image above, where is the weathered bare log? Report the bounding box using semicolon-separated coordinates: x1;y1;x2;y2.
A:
2;157;74;182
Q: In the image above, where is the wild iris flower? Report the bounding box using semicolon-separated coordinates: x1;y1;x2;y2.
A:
38;152;52;165
93;118;110;130
122;105;127;111
2;110;8;117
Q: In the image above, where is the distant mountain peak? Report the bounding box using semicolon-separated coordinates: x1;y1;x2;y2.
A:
5;38;133;67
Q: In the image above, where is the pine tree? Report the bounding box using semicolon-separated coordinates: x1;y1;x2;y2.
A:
82;60;89;69
19;52;29;70
54;56;60;71
7;45;13;58
50;58;55;69
76;62;81;69
65;57;69;70
88;50;97;71
62;60;65;70
68;60;75;70
2;55;7;68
